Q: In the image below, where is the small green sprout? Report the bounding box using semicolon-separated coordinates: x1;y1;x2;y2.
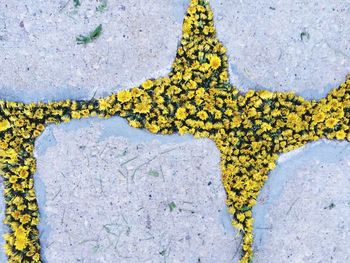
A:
76;24;103;45
324;202;336;210
73;0;81;8
148;170;159;177
96;1;108;12
240;205;251;212
300;30;310;42
168;202;176;212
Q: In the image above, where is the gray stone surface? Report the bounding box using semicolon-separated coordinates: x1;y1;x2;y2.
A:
0;0;349;262
211;0;350;99
34;118;240;263
254;141;350;263
0;0;187;102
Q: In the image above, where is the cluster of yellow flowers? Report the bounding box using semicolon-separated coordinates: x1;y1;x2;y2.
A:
0;0;349;262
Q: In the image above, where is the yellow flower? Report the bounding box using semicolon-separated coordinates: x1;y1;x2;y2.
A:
134;102;151;114
131;87;142;97
232;116;242;127
187;80;197;90
18;167;29;179
247;108;257;118
28;202;37;211
197;110;208;120
259;90;274;100
14;237;27;251
9;176;17;184
237;213;245;222
175;107;188;120
312;112;325;123
33;253;40;262
260;122;272;132
0;119;11;132
129;120;142;128
231;220;243;231
36;124;45;131
329;99;340;109
178;126;188;135
224;109;233;116
13;226;28;250
31;217;39;226
335;130;346;140
0;141;8;149
117;90;132;103
287;113;300;124
99;99;109;110
209;55;221;70
220;71;228;81
142;79;154;90
3;243;13;256
71;111;81;119
198;62;210;72
325;117;338;128
146;123;159;133
20;214;31;224
182;21;192;36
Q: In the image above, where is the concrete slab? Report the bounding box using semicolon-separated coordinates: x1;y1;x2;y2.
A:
254;141;350;263
211;0;350;99
34;119;240;263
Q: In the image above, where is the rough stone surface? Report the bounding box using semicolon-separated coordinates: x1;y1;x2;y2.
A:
0;0;349;262
34;118;240;263
253;141;350;263
0;0;187;102
211;0;350;99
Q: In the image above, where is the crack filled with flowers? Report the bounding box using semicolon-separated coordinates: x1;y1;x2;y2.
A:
0;0;350;262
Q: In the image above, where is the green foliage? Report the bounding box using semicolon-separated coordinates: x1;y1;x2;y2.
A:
76;24;103;45
73;0;81;8
148;170;159;177
96;1;108;12
168;202;177;212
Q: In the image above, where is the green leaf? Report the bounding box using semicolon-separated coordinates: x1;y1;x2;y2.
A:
90;24;103;39
96;1;108;12
168;202;176;212
76;24;103;45
148;170;159;177
73;0;81;8
240;205;250;212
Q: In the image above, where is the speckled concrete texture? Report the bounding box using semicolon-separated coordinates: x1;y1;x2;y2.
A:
211;0;350;99
34;118;240;263
253;141;350;263
0;0;187;102
0;0;350;262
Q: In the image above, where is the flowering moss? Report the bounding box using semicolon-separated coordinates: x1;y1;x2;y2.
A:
0;0;350;262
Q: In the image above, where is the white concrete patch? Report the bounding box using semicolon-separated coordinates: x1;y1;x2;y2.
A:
0;0;187;102
254;141;350;262
34;118;241;263
211;0;350;99
1;1;349;102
